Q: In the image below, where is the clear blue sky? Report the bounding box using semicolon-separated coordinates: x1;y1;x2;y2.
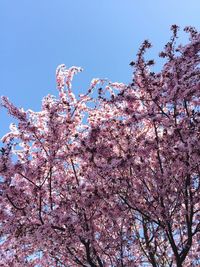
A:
0;0;200;138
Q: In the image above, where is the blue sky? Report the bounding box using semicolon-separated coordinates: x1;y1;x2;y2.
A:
0;0;200;138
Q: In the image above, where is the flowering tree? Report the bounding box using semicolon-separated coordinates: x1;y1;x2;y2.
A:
0;26;199;267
